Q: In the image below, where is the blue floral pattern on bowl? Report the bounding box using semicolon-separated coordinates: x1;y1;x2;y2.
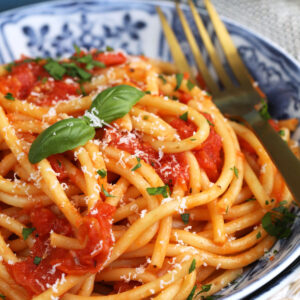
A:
0;1;299;299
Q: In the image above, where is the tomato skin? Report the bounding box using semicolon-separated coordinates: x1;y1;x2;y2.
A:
169;118;197;139
94;52;127;66
48;155;68;181
178;91;192;104
105;129;189;186
268;119;279;131
7;203;115;295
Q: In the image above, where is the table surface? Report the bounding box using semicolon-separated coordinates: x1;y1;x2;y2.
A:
0;0;300;299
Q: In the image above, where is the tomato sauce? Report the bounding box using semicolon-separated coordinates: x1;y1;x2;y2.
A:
170;113;223;183
104;129;189;187
7;202;115;295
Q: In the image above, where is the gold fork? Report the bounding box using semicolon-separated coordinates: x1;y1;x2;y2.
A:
157;0;300;203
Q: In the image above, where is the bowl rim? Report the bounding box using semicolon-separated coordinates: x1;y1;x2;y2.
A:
0;0;299;299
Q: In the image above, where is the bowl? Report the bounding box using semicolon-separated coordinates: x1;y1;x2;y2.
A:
0;0;299;299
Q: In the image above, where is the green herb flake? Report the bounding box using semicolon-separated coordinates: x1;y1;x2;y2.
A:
101;185;115;198
4;93;15;101
131;157;142;172
22;227;36;240
246;197;256;202
230;166;239;178
265;200;269;205
190;138;197;141
189;258;196;273
278;129;285;137
143;115;149;120
33;256;42;265
97;169;107;178
146;185;170;198
187;285;197;300
44;60;66;80
0;294;5;299
41;77;48;84
179;112;188;122
256;231;262;239
259;98;271;120
73;44;81;55
262;201;296;238
106;45;114;52
175;73;183;90
180;213;190;225
145;90;151;94
207;119;215;127
158;74;167;84
187;80;195;91
200;284;212;293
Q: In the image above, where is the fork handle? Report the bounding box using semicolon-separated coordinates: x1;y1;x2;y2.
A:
244;109;300;203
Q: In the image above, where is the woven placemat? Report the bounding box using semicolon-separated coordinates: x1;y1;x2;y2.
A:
209;1;300;299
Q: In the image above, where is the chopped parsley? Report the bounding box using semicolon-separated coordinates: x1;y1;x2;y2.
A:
146;185;170;198
97;169;107;178
43;60;66;80
259;98;271;120
180;213;190;224
101;185;115;197
106;45;114;52
230;166;239;178
4;93;15;100
22;227;36;240
256;231;262;239
207;119;215;127
187;285;197;300
131;157;142;172
189;258;196;273
158;74;167;84
179;112;188;122
262;200;296;238
199;284;212;293
187;79;195;91
175;73;183;90
33;256;42;265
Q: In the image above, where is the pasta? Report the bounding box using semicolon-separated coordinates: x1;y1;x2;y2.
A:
0;48;296;300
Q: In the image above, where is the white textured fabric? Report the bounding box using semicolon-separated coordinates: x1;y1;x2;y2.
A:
211;0;300;61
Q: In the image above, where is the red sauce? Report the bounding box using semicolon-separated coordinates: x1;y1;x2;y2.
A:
48;155;68;181
104;129;189;187
170;113;223;183
7;202;115;295
178;91;193;104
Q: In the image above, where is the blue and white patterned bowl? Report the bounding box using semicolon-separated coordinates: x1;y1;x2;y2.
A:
0;0;299;299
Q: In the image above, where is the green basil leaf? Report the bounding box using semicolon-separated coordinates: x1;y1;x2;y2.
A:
97;169;107;178
146;185;170;198
88;85;144;126
29;118;95;164
187;285;196;300
4;93;15;101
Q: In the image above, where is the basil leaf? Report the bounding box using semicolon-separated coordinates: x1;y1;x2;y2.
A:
131;157;141;172
187;80;195;91
88;85;144;126
101;185;115;197
259;98;271;120
29;118;95;164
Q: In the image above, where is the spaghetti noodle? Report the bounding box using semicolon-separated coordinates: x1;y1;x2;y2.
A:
0;48;296;299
